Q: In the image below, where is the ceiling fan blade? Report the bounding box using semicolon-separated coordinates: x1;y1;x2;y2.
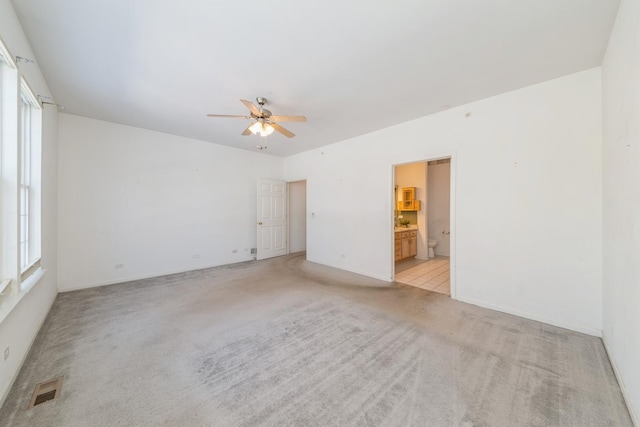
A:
271;122;295;138
270;115;307;122
240;99;261;116
241;124;254;136
206;114;252;119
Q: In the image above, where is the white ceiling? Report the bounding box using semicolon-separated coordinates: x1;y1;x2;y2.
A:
12;0;619;157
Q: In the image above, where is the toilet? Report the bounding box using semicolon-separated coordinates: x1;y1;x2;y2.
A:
427;239;437;258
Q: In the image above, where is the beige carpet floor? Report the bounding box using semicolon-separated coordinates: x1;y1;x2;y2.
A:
0;253;633;426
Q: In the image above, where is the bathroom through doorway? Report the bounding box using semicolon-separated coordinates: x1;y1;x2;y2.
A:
393;156;454;297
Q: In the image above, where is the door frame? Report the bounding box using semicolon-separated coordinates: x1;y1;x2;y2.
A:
286;179;307;255
392;152;457;299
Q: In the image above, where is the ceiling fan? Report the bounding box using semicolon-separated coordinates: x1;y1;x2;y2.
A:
207;97;306;138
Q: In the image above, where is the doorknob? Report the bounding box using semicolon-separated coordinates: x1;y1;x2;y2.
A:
258;222;263;225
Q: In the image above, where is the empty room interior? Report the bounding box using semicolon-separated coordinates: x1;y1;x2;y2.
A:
0;0;638;425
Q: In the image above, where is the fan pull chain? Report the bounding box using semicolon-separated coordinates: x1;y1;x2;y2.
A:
256;134;267;150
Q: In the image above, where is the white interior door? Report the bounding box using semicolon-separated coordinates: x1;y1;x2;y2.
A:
256;179;288;260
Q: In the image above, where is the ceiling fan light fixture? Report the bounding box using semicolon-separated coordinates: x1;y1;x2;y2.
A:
260;123;275;136
249;122;274;136
249;122;275;136
249;121;263;135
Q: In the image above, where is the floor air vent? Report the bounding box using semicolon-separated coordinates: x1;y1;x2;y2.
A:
28;377;63;409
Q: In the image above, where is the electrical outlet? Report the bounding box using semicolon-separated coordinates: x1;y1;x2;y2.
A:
250;248;257;254
114;264;124;269
232;249;238;254
4;346;9;361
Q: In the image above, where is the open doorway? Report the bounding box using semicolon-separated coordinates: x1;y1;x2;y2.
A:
393;158;453;297
288;180;307;255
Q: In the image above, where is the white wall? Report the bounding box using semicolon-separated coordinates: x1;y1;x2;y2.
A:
395;162;428;259
601;0;640;423
57;114;283;290
427;162;451;256
284;68;603;335
0;0;58;405
288;180;307;253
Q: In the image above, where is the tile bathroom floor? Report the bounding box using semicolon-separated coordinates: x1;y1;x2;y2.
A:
395;256;450;295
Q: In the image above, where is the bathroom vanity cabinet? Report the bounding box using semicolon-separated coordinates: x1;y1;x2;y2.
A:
395;230;418;261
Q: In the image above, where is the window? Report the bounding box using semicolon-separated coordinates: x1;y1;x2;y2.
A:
0;47;5;298
0;36;42;309
20;94;31;271
19;79;41;279
0;38;17;301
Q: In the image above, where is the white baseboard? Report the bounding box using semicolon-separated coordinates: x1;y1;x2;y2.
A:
58;258;255;292
305;258;392;283
303;261;603;337
456;296;602;337
0;285;57;408
602;334;639;426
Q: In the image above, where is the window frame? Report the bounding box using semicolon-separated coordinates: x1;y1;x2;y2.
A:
0;35;47;318
18;77;42;281
0;37;17;302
